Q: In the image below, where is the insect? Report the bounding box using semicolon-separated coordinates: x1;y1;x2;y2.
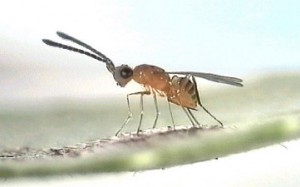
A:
42;31;243;135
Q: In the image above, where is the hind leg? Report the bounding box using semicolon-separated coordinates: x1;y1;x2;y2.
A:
191;76;223;127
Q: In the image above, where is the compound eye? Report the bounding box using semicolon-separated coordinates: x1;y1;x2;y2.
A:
120;67;133;79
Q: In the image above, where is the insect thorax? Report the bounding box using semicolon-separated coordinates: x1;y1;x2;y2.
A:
133;64;171;92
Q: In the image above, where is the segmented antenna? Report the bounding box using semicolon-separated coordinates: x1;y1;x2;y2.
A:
42;32;116;73
42;39;107;62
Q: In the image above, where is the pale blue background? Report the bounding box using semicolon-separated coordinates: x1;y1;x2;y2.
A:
1;0;299;100
1;0;300;71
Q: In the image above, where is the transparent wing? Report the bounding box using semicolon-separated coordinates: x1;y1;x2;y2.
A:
166;71;243;87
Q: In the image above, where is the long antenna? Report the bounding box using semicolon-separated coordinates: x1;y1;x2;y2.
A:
56;32;112;63
42;32;116;73
42;39;107;62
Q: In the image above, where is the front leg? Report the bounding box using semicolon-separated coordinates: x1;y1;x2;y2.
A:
115;91;151;136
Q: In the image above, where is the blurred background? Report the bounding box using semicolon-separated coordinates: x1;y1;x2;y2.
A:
1;0;300;186
1;0;300;148
1;0;299;100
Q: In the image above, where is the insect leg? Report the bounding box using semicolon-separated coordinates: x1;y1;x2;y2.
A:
115;94;133;136
187;108;201;127
168;102;175;129
152;91;160;129
136;91;151;134
182;107;197;127
115;91;150;136
191;76;223;127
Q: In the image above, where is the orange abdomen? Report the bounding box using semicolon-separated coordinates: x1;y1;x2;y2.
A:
167;75;198;109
